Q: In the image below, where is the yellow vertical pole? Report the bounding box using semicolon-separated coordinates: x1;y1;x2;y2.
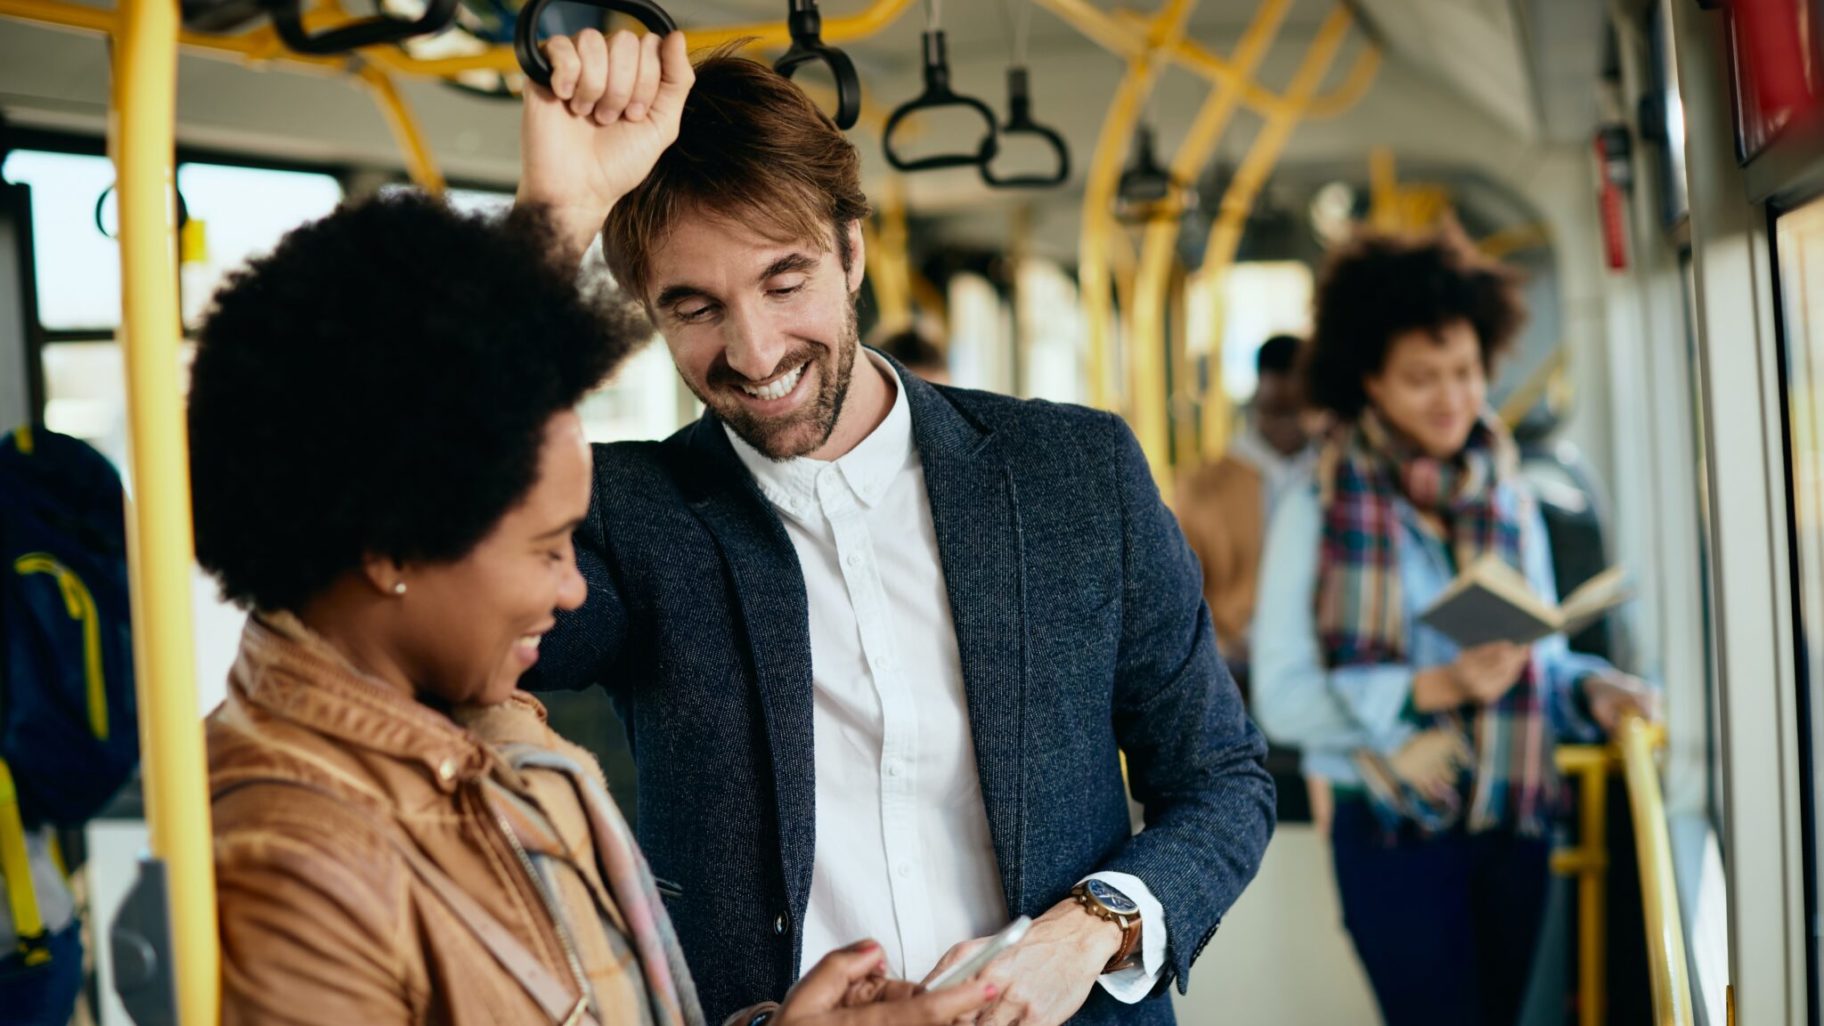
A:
112;0;219;1022
1072;0;1197;412
1198;7;1364;454
1129;0;1293;481
864;177;913;333
1578;759;1608;1026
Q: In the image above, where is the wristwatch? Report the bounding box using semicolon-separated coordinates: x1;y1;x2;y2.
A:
1070;880;1143;974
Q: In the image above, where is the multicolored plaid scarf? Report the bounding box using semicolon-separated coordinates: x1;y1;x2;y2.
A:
489;744;705;1026
1315;409;1554;837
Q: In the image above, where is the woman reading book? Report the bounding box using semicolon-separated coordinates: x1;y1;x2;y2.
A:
1250;225;1656;1026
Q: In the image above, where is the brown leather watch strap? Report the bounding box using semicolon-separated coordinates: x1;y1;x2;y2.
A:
1070;883;1143;975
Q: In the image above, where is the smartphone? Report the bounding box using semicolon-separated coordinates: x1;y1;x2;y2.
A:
924;916;1032;991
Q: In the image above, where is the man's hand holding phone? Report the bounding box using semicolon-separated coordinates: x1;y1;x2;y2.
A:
922;900;1125;1026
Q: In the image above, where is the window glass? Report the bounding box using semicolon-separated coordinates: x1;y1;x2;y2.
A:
175;162;343;327
1773;195;1824;1002
0;150;121;331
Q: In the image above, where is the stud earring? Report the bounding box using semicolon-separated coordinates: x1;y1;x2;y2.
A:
393;581;408;596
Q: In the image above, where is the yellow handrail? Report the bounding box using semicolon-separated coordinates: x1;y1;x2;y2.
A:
1553;715;1693;1026
113;0;220;1022
1618;715;1695;1026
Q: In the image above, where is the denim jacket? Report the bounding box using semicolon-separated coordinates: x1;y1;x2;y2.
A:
1250;471;1610;786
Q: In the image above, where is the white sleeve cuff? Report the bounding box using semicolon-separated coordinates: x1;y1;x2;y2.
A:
1080;871;1167;1003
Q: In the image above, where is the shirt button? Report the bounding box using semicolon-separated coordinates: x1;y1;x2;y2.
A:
846;552;863;567
896;864;911;879
886;763;900;778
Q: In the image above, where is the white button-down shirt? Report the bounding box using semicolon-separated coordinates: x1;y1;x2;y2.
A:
726;355;1165;1001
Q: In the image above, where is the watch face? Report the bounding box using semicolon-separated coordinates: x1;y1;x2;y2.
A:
1085;879;1138;915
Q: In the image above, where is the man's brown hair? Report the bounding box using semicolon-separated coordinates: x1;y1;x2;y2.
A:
603;48;871;301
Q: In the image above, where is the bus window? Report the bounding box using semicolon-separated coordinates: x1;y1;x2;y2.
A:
0;149;121;332
1773;194;1824;1003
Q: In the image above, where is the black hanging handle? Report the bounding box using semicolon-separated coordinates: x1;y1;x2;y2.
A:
883;31;999;172
981;67;1070;189
515;0;679;90
773;0;862;130
271;0;461;55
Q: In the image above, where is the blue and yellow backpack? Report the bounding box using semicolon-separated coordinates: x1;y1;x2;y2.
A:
0;424;138;965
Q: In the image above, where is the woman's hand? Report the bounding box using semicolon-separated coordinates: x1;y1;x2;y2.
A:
771;940;997;1026
1387;728;1469;800
1581;672;1660;733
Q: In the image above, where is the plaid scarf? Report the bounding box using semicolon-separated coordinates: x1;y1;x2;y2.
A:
489;744;705;1026
1315;409;1554;837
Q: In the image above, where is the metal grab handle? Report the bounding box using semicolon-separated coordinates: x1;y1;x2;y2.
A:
981;67;1070;188
270;0;460;55
883;31;999;172
515;0;679;89
773;0;862;130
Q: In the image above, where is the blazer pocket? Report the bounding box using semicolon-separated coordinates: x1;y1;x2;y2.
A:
1029;584;1119;632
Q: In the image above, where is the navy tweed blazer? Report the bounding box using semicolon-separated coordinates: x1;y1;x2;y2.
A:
527;361;1275;1024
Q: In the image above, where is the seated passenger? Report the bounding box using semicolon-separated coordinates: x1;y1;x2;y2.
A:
1174;333;1316;685
1250;226;1657;1026
187;194;996;1026
870;325;951;385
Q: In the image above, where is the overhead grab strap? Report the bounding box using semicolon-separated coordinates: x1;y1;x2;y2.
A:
883;0;998;172
982;0;1067;188
269;0;462;55
982;67;1069;188
515;0;678;89
774;0;863;131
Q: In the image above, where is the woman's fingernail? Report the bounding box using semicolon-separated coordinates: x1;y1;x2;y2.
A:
983;984;999;999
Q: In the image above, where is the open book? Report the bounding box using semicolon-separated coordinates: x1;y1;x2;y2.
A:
1418;554;1629;648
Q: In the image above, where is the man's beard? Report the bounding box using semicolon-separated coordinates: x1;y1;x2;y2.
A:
699;303;859;461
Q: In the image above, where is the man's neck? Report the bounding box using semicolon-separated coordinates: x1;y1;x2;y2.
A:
803;350;896;463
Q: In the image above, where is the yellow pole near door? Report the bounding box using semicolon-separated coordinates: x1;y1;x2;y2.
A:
112;0;219;1021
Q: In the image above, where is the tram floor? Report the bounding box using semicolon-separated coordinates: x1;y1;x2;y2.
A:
1180;822;1578;1026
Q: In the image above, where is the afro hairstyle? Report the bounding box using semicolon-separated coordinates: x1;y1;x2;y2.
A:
1305;225;1526;420
187;192;644;612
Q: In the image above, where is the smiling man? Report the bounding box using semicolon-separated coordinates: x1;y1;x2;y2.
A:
518;29;1275;1026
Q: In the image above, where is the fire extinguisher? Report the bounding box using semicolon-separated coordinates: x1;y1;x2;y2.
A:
1595;124;1632;271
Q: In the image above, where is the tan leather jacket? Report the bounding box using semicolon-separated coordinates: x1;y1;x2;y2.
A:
208;614;652;1025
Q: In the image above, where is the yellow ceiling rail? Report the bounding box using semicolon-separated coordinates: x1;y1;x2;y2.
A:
1128;0;1293;482
0;0;914;81
1197;5;1360;458
352;63;445;195
111;0;220;1021
1057;0;1197;412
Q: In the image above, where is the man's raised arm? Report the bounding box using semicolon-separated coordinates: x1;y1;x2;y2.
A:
515;28;694;270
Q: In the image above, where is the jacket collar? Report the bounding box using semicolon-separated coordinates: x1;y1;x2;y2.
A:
229;612;495;792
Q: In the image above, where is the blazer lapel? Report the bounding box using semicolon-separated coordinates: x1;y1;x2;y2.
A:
679;415;818;922
904;375;1030;918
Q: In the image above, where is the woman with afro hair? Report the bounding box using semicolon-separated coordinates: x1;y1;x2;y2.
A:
188;192;995;1026
1248;224;1657;1026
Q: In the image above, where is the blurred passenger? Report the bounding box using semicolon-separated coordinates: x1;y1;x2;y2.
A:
872;326;951;384
1174;334;1315;679
517;30;1273;1026
188;194;993;1026
1250;227;1657;1026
